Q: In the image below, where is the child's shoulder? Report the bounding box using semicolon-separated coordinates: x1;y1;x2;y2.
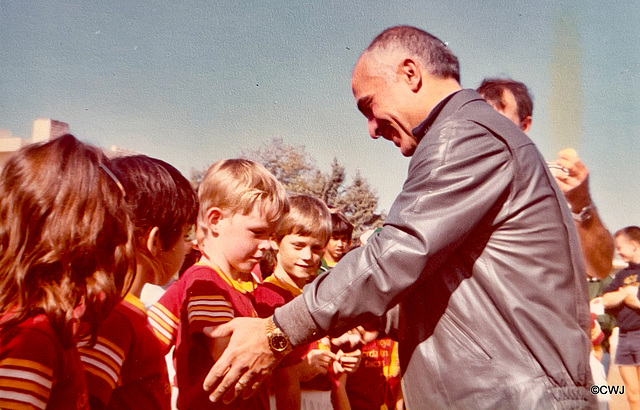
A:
179;263;221;282
253;281;295;318
0;314;64;368
162;264;223;294
1;314;59;343
254;281;291;301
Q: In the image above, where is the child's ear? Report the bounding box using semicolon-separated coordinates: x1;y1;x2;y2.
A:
270;238;278;250
146;226;162;256
206;207;224;234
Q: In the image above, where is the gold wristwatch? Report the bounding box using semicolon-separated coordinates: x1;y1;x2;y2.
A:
266;316;292;355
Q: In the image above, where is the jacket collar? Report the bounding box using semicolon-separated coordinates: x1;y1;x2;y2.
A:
412;89;485;140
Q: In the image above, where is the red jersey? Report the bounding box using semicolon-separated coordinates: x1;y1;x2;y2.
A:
78;293;171;409
150;264;268;409
0;314;90;410
252;276;326;385
345;338;402;409
253;275;298;317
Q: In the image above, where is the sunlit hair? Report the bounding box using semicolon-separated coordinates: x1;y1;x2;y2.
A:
615;226;640;244
477;77;534;122
366;25;460;83
330;212;354;240
198;159;289;238
0;134;135;347
275;195;331;247
111;155;198;251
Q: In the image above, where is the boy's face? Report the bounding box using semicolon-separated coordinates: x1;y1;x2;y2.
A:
324;235;351;263
277;233;325;286
216;207;279;276
616;234;639;264
156;224;194;285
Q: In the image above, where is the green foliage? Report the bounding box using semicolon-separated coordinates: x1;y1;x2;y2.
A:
242;138;385;238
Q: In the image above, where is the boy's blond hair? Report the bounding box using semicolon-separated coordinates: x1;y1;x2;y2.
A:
275;195;332;246
198;159;289;236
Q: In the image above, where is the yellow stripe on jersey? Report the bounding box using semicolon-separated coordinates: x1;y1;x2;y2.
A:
0;390;47;410
0;397;46;410
0;378;49;399
147;304;179;347
78;348;121;385
0;358;53;379
96;336;125;361
83;365;117;390
187;296;234;324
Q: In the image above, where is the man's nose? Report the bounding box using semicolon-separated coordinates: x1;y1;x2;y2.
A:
368;119;379;139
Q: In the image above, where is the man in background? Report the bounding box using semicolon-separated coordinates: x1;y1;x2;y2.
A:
478;77;614;279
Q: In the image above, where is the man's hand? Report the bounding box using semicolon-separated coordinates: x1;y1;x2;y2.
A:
329;327;365;352
550;148;591;212
202;317;282;404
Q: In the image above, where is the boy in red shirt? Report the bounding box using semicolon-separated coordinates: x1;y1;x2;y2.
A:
148;159;288;409
254;195;360;409
78;155;198;410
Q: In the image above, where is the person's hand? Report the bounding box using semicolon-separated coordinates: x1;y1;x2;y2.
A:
330;328;364;352
550;148;591;212
202;317;282;404
623;285;639;296
305;348;338;376
332;349;362;374
624;292;640;309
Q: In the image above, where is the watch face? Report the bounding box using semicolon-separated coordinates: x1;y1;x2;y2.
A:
270;334;289;352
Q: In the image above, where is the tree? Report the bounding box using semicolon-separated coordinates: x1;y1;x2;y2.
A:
242;138;384;238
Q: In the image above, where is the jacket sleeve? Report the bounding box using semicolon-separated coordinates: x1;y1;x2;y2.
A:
275;119;514;346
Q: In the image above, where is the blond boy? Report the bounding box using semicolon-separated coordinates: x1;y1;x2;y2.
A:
148;159;288;409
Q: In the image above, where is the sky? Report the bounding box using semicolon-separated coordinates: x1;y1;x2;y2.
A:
1;0;639;232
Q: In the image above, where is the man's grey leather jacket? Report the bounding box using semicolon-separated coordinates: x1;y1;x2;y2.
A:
275;90;594;409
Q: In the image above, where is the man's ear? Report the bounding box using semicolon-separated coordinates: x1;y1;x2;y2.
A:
146;226;162;256
399;58;422;93
206;207;224;235
520;116;532;134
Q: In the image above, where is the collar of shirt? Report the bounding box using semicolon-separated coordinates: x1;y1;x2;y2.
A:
195;262;257;294
124;293;146;313
263;274;303;297
412;90;462;139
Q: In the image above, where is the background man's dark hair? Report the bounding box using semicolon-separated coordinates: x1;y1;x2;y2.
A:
477;77;533;122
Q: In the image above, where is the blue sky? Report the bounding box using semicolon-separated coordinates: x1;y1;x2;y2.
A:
1;1;638;232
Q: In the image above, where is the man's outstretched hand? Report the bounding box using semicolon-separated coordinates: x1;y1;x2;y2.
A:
202;317;281;404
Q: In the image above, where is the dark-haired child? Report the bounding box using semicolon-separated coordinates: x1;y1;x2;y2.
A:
78;155;197;410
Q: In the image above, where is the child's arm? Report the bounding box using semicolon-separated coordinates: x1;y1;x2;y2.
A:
148;282;182;353
0;326;59;409
624;292;640;309
330;372;351;410
602;285;637;309
78;307;134;409
205;326;231;362
328;349;361;410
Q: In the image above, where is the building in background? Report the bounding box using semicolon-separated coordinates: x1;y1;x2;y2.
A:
0;118;69;166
